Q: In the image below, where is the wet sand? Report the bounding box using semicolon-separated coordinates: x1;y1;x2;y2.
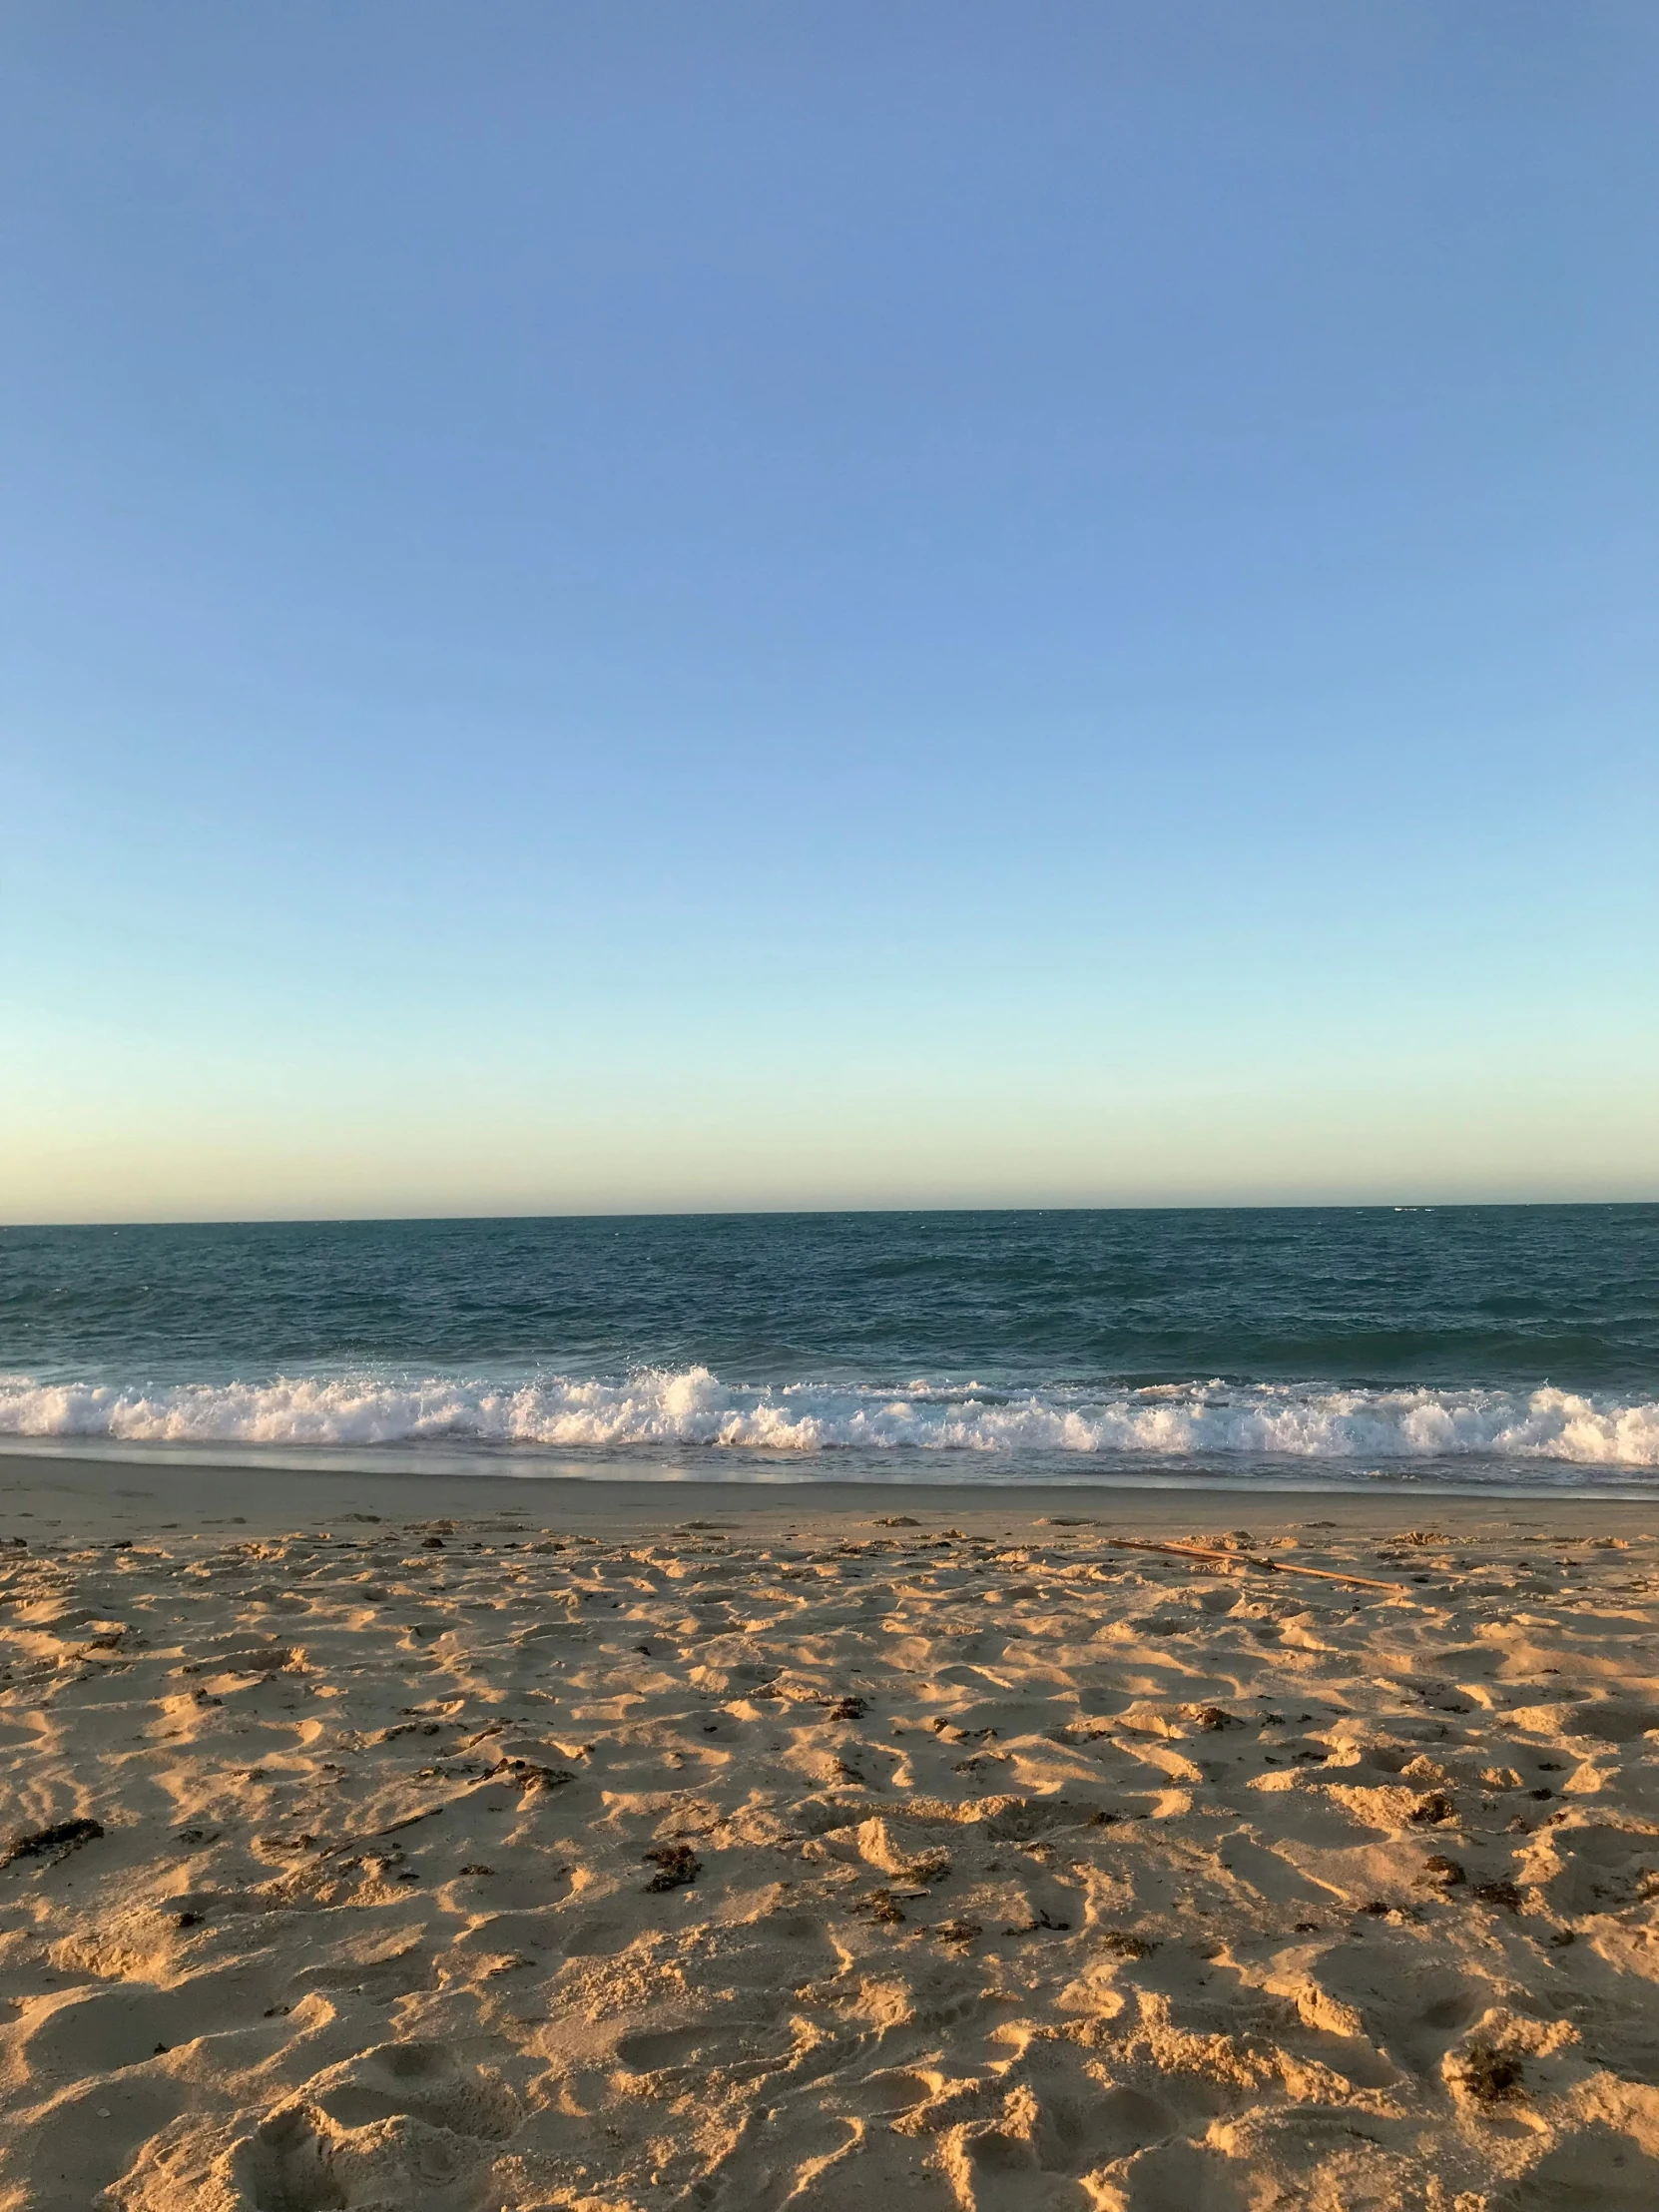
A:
2;1450;1657;2210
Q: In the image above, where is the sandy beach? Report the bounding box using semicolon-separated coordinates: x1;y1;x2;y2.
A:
2;1452;1657;2211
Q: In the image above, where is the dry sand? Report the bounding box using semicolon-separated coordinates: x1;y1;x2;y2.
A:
2;1451;1658;2211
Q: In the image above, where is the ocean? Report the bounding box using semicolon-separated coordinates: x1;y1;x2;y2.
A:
1;1207;1655;1491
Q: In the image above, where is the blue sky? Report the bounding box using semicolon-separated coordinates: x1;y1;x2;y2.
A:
3;1;1656;1220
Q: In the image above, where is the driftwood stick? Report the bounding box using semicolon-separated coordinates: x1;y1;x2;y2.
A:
299;1758;570;1865
1098;1535;1408;1593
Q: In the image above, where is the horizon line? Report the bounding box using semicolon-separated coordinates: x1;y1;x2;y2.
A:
6;1195;1657;1233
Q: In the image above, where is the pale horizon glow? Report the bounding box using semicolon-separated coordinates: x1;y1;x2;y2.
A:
4;2;1656;1225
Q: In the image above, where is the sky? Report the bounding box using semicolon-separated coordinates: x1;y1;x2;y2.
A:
3;1;1656;1222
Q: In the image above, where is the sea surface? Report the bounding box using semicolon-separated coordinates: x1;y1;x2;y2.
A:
1;1207;1656;1491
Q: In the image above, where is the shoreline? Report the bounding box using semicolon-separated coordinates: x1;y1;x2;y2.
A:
4;1444;1659;1544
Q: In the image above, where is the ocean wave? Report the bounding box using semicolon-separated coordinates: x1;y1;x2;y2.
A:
1;1368;1657;1466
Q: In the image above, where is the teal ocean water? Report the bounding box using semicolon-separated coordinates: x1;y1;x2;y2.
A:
1;1208;1655;1488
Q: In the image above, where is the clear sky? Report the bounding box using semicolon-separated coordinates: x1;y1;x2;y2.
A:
3;2;1656;1222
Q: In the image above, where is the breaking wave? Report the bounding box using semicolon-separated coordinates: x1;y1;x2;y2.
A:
2;1368;1657;1468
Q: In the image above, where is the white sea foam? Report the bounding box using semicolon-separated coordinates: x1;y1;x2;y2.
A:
1;1369;1656;1467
